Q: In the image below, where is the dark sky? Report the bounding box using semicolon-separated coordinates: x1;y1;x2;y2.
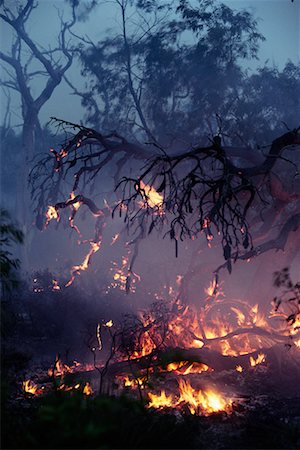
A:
0;0;299;127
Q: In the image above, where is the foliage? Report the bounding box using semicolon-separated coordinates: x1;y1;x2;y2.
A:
0;208;24;295
2;392;198;449
272;267;300;333
77;0;299;147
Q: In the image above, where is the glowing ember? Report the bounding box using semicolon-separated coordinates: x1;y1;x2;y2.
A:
45;205;59;227
236;365;243;373
104;319;113;328
249;353;266;367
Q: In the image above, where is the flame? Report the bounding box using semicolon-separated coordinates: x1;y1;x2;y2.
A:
45;205;59;227
110;234;120;245
52;279;60;291
22;380;41;395
148;380;232;415
139;181;164;211
107;255;140;293
205;277;219;297
249;353;266;367
70;191;81;211
104;319;113;328
47;357;73;377
294;339;300;348
123;376;146;388
166;361;210;375
66;240;101;287
83;382;93;395
236;365;243;373
148;390;174;409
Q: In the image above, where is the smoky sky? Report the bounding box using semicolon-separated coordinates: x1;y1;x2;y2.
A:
0;0;299;127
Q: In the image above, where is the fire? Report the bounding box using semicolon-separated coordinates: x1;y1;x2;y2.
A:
22;380;41;395
47;357;74;377
139;181;164;211
70;191;81;211
295;339;300;348
166;361;210;375
178;379;232;415
249;353;266;367
45;205;59;227
66;240;101;287
83;382;93;396
236;365;243;373
148;390;174;409
52;279;60;291
148;380;232;416
205;277;219;297
108;255;140;293
105;319;113;327
110;234;120;245
123;376;146;388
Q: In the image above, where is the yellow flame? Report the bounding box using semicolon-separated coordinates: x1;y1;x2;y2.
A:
45;205;59;227
236;365;243;373
148;390;174;409
166;361;209;375
83;382;93;396
70;192;81;211
139;181;164;210
249;353;266;367
22;380;39;395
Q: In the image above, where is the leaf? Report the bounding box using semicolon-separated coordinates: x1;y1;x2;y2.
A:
243;235;249;249
223;243;231;260
227;259;232;274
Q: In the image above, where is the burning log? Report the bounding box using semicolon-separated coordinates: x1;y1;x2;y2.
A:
53;344;299;387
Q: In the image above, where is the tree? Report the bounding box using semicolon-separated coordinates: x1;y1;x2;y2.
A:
75;0;262;140
0;0;79;268
28;0;300;293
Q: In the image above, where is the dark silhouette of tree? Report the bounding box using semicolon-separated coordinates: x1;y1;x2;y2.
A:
0;0;79;267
